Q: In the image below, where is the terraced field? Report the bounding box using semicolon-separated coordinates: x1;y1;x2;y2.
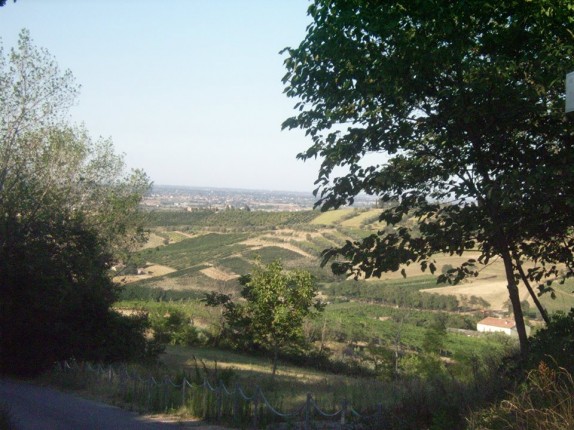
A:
123;208;573;316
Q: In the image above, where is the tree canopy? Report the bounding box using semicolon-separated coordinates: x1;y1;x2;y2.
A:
0;30;153;375
282;0;574;355
205;260;323;375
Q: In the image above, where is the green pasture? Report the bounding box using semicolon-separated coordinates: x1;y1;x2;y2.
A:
340;208;381;228
538;278;574;314
310;209;354;225
321;229;352;247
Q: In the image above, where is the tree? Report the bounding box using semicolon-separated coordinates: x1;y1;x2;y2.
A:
0;30;153;375
282;0;574;356
205;260;323;375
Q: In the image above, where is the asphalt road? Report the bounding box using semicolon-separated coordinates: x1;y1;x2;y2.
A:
0;379;188;430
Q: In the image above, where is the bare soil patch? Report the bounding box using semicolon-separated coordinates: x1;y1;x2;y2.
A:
422;279;533;311
113;264;176;285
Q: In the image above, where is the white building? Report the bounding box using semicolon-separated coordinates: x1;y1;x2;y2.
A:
477;317;531;337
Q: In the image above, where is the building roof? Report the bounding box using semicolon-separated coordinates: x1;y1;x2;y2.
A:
477;317;516;329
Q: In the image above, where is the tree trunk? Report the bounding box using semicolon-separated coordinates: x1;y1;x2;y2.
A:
271;345;279;377
512;253;550;324
501;249;529;357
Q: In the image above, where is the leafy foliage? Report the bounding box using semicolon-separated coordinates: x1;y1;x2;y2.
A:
282;0;574;354
324;276;461;310
204;260;324;374
528;308;574;374
148;307;204;346
0;30;152;375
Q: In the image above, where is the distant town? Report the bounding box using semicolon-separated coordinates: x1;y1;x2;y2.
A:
142;184;377;212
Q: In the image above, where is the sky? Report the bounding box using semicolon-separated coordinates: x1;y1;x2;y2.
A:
0;0;324;193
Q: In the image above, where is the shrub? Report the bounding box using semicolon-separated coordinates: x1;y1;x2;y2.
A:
148;307;205;346
528;308;574;373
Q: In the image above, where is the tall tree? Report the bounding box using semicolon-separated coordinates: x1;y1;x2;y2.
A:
0;30;152;375
282;0;574;356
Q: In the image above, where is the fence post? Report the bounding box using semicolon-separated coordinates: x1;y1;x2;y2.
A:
216;383;223;422
232;383;239;425
340;399;348;427
181;378;187;408
147;379;152;410
252;391;260;429
163;378;169;412
305;392;312;430
202;379;209;419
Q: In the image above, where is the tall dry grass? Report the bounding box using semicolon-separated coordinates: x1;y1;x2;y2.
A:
467;362;574;430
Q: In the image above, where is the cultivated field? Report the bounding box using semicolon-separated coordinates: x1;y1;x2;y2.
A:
125;208;573;315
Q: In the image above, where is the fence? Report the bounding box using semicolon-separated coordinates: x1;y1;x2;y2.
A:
54;360;385;429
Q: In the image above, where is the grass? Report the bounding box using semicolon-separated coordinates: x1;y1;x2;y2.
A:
164;231;191;243
245;246;305;263
159;345;396;409
310;209;354;226
340;208;381;228
218;256;253;276
538;278;574;314
467;364;574;430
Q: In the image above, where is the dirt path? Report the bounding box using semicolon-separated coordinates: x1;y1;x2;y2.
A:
0;379;228;430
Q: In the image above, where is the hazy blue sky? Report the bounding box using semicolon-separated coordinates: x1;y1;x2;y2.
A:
0;0;323;193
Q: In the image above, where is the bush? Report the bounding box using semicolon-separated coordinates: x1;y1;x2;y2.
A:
148;307;205;346
0;218;156;376
528;308;574;373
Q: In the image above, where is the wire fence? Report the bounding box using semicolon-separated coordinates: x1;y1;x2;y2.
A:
54;360;385;429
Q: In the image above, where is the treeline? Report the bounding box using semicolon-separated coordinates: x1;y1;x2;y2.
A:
118;284;203;302
146;209;318;228
0;32;155;375
324;279;461;311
